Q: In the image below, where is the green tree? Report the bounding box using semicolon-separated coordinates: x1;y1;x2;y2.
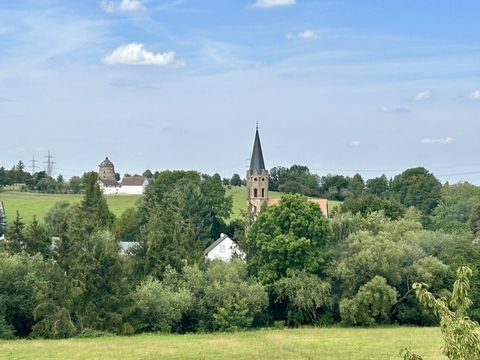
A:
25;216;52;258
274;272;332;326
112;208;140;243
340;276;398;326
133;276;192;333
247;194;332;284
340;194;405;220
391;167;442;214
348;173;365;197
5;211;27;254
365;175;390;197
230;173;242;187
403;267;480;360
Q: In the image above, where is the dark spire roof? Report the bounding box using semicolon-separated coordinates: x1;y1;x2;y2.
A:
249;127;266;172
99;157;114;168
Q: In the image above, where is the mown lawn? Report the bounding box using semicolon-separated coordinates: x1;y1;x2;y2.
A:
0;191;141;224
0;327;445;360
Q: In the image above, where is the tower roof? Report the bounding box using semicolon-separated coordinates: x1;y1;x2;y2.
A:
249;127;266;172
99;157;114;168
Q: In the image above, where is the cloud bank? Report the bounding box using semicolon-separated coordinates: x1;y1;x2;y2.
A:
468;90;480;101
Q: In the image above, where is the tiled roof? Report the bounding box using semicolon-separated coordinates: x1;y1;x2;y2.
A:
121;176;147;186
267;197;329;217
100;179;120;187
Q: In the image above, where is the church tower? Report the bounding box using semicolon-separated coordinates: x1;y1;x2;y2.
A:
247;126;269;215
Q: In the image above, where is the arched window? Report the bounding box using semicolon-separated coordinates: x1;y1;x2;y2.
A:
262;188;265;197
254;188;258;197
254;178;258;182
262;178;265;182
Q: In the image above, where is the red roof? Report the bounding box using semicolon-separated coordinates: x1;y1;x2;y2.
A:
267;197;328;217
121;176;147;186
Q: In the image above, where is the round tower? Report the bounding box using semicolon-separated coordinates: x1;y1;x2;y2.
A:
98;157;117;181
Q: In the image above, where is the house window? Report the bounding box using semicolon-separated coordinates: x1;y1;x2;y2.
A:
219;245;226;253
254;188;258;197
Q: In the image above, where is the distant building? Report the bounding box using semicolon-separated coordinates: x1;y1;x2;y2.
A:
98;157;149;195
121;175;149;195
98;157;121;195
246;127;329;217
246;126;269;216
204;233;245;262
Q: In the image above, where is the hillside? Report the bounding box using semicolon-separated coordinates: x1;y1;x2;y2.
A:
0;187;340;224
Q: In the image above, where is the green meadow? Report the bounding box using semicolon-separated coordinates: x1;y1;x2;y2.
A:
0;327;444;360
0;186;340;224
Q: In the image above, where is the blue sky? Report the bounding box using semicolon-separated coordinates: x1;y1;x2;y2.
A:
1;0;480;183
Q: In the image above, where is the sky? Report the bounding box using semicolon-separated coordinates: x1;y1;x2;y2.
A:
1;0;480;183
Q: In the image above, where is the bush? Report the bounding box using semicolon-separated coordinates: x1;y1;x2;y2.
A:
340;276;398;326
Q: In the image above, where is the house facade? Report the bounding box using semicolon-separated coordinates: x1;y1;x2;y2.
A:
204;233;245;261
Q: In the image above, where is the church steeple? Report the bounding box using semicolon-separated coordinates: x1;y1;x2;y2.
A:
249;126;266;173
246;126;269;216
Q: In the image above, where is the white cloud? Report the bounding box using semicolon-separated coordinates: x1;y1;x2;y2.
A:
421;137;454;145
251;0;295;9
414;90;432;101
468;90;480;101
286;30;317;41
103;43;180;66
100;0;145;13
298;30;317;40
349;140;361;147
377;106;410;114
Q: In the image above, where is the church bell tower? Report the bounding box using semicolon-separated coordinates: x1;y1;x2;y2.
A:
247;126;269;215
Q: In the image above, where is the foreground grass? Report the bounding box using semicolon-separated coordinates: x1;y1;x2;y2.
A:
0;327;444;360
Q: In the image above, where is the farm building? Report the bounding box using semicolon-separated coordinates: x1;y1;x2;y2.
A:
98;157;149;195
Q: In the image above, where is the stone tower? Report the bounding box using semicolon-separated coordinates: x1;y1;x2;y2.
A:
247;126;269;215
98;157;117;181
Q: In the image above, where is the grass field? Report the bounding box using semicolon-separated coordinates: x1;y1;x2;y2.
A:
0;327;444;360
0;187;341;224
0;191;141;224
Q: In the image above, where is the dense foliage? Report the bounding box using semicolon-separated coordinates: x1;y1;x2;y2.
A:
1;165;480;341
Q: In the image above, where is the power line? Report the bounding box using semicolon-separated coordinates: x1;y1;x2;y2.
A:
43;150;55;177
29;154;38;173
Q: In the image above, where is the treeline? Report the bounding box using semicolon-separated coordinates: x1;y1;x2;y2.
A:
1;167;480;339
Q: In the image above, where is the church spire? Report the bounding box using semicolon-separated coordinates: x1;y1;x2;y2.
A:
249;126;266;173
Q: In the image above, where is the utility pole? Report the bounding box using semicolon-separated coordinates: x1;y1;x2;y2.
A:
43;150;55;177
29;154;38;174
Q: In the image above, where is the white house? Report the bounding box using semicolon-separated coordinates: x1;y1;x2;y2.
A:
120;176;149;195
99;179;122;195
204;233;245;262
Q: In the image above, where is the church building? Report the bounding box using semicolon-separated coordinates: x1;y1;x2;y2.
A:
246;127;329;217
246;126;269;216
